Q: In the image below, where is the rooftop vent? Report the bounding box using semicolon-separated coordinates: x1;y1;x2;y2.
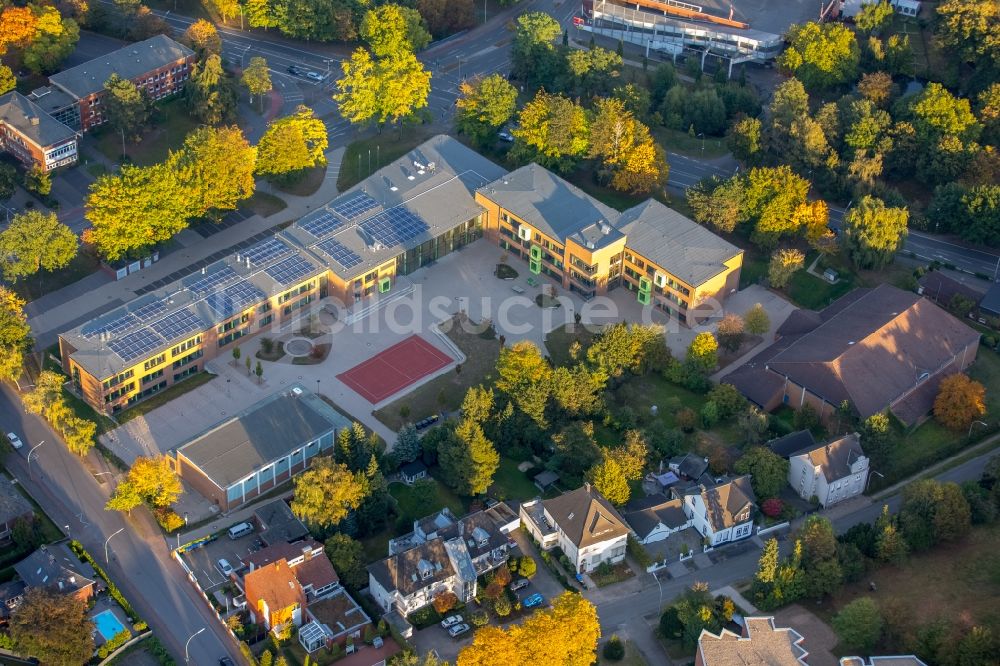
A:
30;116;39;126
291;386;303;397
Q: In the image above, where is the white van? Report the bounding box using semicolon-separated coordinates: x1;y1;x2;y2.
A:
227;522;254;539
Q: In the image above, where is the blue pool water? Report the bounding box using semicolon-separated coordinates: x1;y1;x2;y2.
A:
93;609;127;641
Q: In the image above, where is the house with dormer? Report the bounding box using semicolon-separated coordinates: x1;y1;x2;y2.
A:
520;484;630;573
683;476;756;546
788;433;869;507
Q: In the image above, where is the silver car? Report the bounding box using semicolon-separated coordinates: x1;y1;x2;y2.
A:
440;614;464;629
448;623;470;638
5;432;23;449
217;558;235;577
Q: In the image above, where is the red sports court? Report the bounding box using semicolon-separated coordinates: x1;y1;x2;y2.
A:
337;335;453;404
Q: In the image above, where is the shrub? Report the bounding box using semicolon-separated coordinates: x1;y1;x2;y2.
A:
133;621;148;632
154;507;185;532
470;610;489;626
96;628;132;659
432;591;458;614
519;556;537;578
676;408;697;433
761;498;784;518
603;635;625;661
493;595;512;617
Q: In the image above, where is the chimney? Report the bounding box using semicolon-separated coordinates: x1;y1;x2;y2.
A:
30;116;39;125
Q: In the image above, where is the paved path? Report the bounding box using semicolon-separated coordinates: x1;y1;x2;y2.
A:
27;146;346;348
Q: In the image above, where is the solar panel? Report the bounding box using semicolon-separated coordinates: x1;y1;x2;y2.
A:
330;192;379;221
81;311;138;340
317;238;363;270
107;328;162;363
186;265;240;294
129;300;168;321
300;211;344;239
149;309;205;342
361;208;429;247
206;280;265;319
265;254;316;286
241;237;294;266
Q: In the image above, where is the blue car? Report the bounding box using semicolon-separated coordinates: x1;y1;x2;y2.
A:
523;593;544;608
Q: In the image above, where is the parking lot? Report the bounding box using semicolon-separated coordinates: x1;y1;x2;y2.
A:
180;527;260;593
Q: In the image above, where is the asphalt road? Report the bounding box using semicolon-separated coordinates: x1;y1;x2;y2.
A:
0;383;243;665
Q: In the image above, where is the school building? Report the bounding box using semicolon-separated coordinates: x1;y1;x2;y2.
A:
59;135;740;413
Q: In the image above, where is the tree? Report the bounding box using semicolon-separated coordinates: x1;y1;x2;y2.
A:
103;73;151;140
728;116;763;163
360;4;430;58
0;163;17;201
176;125;257;217
185;54;237;125
334;49;431;129
899;479;972;550
106;455;181;513
0;288;30;382
0;65;15;96
588;97;667;194
855;1;893;35
561;47;622;99
438;418;499;495
22;166;50;198
875;520;909;565
0;7;39;54
934;373;987;431
778;21;860;90
182;19;221;58
9;588;94;664
0;211;77;282
455;74;518;148
716;313;745;352
909;83;981;143
796;515;842;598
935;0;1000;69
768;248;804;289
324;533;367;589
241;56;272;112
255;106;328;178
433;591;458;614
734;447;789;499
510;12;563;91
511;91;589;174
22;7;79;74
291;458;368;527
858;71;894;107
549;421;602;479
495;341;552;426
587;457;630;505
686;332;718;373
687;176;744;234
833;597;883;652
739;167;813;248
417;0;475;39
393;424;421;464
744;303;770;336
841;195;908;269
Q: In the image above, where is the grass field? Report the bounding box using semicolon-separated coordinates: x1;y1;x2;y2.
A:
91;98;199;167
489;456;539;502
544;323;600;367
785;257;856;310
653;127;729;159
238;192;287;217
390;478;465;527
272;164;326;197
338;129;434;192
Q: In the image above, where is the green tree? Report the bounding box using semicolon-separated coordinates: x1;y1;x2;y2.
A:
779;21;859;90
176;125;257;218
899;479;971;550
860;412;893;468
855;1;893;35
182;19;221;58
438;418;499;495
561;47;622;99
687;176;745;234
744;303;770;335
255;105;328;179
103;73;151;140
956;626;998;665
686;332;718;373
549;421;602;479
393;424;421;464
0;163;17;201
734;447;789;499
360;4;430;58
767;248;805;289
511;90;589;174
935;0;1000;69
0;65;16;95
334;48;431;128
587;457;630;505
22;7;79;74
833;597;883;651
875;520;909;565
324;533;367;589
290;457;369;527
797;515;842;598
455;74;518;148
728;116;763;163
0;210;77;282
740;166;812;247
495;341;552;426
461;386;495;424
185;54;237;125
909;82;980;143
241;56;272;112
588;97;667;194
841;195;908;269
417;0;476;39
511;12;563;90
23;166;50;197
0;287;31;382
9;588;94;664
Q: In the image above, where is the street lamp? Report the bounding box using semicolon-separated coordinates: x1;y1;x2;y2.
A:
697;132;705;156
27;441;44;480
864;469;885;493
184;627;206;663
105;527;125;564
968;420;989;439
651;570;664;611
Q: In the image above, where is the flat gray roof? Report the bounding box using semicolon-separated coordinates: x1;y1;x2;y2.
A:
176;385;350;489
479;164;624;251
616;199;742;286
0;92;77;148
49;34;193;100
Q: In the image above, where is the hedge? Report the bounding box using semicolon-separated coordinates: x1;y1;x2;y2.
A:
69;541;138;621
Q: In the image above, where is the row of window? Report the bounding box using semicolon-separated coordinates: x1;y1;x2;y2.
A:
103;369;134;390
278;282;315;305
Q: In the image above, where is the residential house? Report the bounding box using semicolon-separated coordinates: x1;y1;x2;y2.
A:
766;430;817;459
725;285;980;426
14;543;98;603
682;476;756;546
243;559;307;636
624;495;690;545
0;581;26;621
841;657;928;666
399;460;427;485
697;616;809;666
253;499;309;546
520;484;630;573
298;589;371;654
669;453;710;482
0;91;78;171
0;476;33;541
243;538;339;600
368;503;519;614
789;433;869;507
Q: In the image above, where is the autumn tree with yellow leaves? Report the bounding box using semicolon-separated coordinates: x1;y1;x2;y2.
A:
934;373;987;431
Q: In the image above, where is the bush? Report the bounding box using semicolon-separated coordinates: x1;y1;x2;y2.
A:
97;628;132;659
69;541;138;621
470;610;489;626
519;556;537;578
676;408;697;433
493;595;512;617
603;635;625;661
154;507;185;532
761;498;784;518
133;621;148;632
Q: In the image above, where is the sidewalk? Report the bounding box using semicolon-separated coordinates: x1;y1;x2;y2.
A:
870;432;1000;500
27;146;346;347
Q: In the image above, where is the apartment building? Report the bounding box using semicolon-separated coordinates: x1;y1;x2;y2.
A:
0;92;78;171
46;34;195;131
476;164;742;325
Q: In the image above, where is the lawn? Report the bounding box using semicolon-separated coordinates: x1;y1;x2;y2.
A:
389;478;465;529
237;192;287;217
374;314;502;431
115;371;216;423
338;128;435;191
271;164;326;197
91;98;199;167
544;322;600;367
11;248;102;302
489;456;539;502
785;256;856;310
598;639;651;666
653;127;730;159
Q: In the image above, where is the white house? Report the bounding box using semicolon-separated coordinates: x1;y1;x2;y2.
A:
624;495;691;544
520;484;630;573
683;476;756;546
788;433;869;507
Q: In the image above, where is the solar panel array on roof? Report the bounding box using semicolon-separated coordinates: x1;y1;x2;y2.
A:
330;191;379;221
206;280;265;319
81;312;137;340
300;211;343;239
316;238;363;270
129;300;168;321
149;308;204;342
187;265;240;294
360;208;429;247
265;254;316;286
107;328;162;362
241;237;294;266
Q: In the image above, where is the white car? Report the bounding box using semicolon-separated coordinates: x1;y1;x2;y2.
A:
305;71;323;82
448;623;470;638
217;558;235;577
6;432;23;450
440;614;464;629
498;129;514;142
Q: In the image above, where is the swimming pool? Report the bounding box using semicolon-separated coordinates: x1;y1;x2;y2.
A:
93;609;127;642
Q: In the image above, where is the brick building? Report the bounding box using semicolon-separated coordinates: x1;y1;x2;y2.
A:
0;92;78;171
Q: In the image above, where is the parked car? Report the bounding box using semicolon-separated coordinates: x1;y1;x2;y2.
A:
440;614;464;629
510;578;530;592
217;558;235;577
498;129;514;142
220;659;236;666
448;623;470;638
5;432;23;449
523;593;544;608
305;71;323;82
